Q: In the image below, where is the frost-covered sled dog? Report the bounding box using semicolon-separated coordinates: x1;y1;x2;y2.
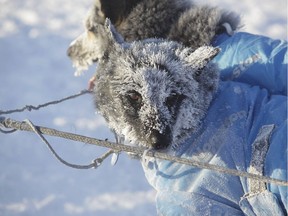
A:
91;21;287;215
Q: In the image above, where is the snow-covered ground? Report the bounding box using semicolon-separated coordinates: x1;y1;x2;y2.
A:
0;0;286;215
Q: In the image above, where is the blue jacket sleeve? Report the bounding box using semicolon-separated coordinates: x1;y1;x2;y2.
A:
212;32;287;95
142;82;287;215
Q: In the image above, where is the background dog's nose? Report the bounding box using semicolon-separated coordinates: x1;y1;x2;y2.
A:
67;45;73;57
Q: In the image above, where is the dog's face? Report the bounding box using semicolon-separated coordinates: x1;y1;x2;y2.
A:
67;0;142;76
94;21;220;150
66;0;105;76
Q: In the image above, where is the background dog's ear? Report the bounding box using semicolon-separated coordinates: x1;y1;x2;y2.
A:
97;19;126;58
99;0;142;25
104;19;125;45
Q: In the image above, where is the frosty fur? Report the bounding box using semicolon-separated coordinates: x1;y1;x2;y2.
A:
93;20;219;149
67;0;240;75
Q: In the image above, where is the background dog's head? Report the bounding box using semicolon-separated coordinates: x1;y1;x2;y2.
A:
67;0;142;76
93;20;220;150
66;0;192;76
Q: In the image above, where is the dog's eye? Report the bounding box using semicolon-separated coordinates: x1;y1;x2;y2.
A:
156;63;168;72
86;23;99;33
165;94;178;108
128;92;141;101
195;68;202;77
193;68;203;82
165;93;186;112
127;91;142;109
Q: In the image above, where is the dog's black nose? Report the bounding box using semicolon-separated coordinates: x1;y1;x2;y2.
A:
150;127;171;150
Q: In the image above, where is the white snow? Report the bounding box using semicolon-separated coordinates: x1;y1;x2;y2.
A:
64;190;156;214
0;0;286;215
0;195;57;213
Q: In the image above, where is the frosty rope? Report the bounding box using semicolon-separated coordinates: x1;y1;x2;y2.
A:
24;119;115;169
0;127;17;134
1;117;287;187
0;89;91;115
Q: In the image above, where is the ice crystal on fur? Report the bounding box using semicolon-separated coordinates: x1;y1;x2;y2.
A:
93;20;220;150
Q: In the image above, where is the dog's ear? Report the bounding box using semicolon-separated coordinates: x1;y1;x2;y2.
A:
104;19;125;45
176;46;220;88
99;0;142;24
97;19;126;58
179;46;220;71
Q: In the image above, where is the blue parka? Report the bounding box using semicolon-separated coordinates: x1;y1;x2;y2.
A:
142;32;287;215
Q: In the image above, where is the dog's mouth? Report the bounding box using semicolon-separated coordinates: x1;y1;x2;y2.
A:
70;56;95;76
67;31;101;76
68;47;99;76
